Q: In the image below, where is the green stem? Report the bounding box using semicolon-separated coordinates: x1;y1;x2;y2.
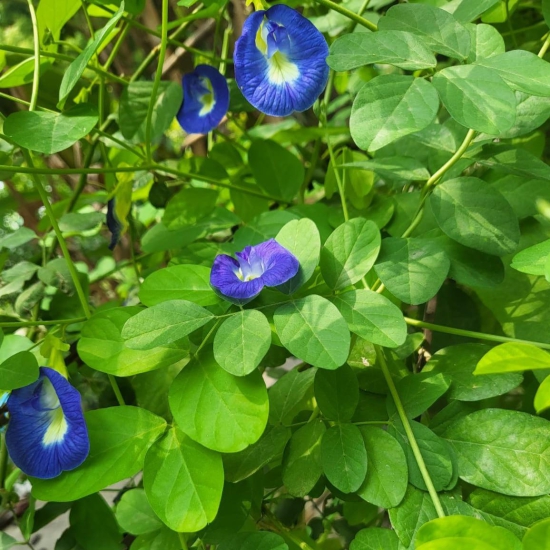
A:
145;0;169;163
22;151;92;320
404;317;550;350
313;0;377;31
539;34;550;57
424;128;476;190
0;318;86;328
0;45;127;84
108;374;125;406
0;432;8;490
375;346;445;519
0;163;287;203
323;72;349;222
26;0;40;111
178;533;188;550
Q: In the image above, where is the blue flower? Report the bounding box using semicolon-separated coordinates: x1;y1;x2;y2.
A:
210;239;299;304
177;65;230;134
6;367;89;479
234;5;329;117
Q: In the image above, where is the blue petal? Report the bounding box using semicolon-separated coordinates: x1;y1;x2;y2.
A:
106;198;121;250
254;239;300;286
177;65;230;134
6;367;89;479
234;6;329;117
210;254;265;304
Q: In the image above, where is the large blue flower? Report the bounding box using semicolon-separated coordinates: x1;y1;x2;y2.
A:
177;65;230;134
234;5;329;117
210;239;299;304
6;367;89;479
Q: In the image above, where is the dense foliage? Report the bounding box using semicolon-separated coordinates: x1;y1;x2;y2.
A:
2;0;550;548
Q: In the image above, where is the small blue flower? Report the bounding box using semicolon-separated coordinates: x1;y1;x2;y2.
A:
106;198;121;250
210;239;299;304
234;5;329;117
6;367;89;479
177;65;230;134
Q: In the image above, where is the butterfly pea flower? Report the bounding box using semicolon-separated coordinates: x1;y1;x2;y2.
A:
6;367;89;479
210;239;299;304
177;65;230;134
234;5;329;117
106;198;121;250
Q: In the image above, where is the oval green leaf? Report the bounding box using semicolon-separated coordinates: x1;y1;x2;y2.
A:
169;351;269;453
274;295;350;370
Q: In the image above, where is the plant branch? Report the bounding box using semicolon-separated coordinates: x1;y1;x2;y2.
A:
375;346;446;518
145;0;169;163
313;0;377;31
26;0;40;111
404;317;550;350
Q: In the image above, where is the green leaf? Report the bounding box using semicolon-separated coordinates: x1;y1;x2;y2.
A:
119;81;183;141
477;50;550;97
426;344;522;401
416;516;521;550
333;289;407;348
37;0;81;40
390;420;454;492
0;227;37;250
218;532;288;550
130;526;182;550
350;528;399;550
163;188;219;230
474;343;550;374
0;532;17;550
139;265;219;307
3;105;98;155
443;409;550;496
534;375;550;414
320;218;381;289
357;427;408;509
32;406;166;501
223;426;291;483
0;58;51;89
275;218;321;294
430;177;520;256
388;485;438;548
466;23;505;63
169;351;269;453
322;424;367;494
213;310;271;376
70;494;122;550
454;0;501;22
233;210;299;248
496;92;550;140
121;300;214;350
342;156;430;182
374;237;450;305
479;146;550;182
432;65;516;134
268;368;316;426
388;372;451;419
523;518;550;550
0;351;39;390
143;426;223;532
274;295;350;370
438;237;505;288
248;140;304;202
378;3;471;59
511;240;550;276
78;307;189;376
59;4;124;104
115;489;162;535
282;419;325;497
351;75;439;152
327;30;437;71
59;212;104;234
314;364;359;422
